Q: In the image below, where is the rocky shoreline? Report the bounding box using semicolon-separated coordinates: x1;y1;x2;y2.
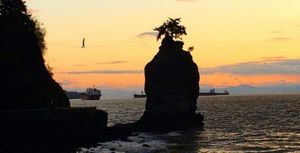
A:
0;105;202;152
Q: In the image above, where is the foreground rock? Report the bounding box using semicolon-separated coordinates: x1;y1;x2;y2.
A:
136;36;204;131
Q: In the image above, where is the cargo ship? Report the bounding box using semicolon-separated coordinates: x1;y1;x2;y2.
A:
80;87;101;100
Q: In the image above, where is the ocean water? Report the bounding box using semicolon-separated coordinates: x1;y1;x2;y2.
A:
71;95;300;153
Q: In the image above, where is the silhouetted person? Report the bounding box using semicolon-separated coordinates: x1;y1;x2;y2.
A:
81;38;85;48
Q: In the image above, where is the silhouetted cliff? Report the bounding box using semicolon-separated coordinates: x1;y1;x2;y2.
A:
0;0;69;110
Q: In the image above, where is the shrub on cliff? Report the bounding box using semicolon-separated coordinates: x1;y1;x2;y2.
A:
154;18;187;41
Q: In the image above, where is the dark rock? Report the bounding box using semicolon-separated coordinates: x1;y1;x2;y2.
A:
0;107;107;137
0;0;70;110
136;36;204;131
65;91;81;99
0;107;108;152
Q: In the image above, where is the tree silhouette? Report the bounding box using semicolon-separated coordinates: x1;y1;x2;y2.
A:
0;0;46;54
154;18;187;41
0;0;69;109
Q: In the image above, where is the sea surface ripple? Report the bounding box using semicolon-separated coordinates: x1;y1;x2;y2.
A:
72;95;300;153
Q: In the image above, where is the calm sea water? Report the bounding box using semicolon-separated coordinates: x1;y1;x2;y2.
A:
71;95;300;153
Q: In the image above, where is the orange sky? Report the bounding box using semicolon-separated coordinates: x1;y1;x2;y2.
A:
26;0;300;91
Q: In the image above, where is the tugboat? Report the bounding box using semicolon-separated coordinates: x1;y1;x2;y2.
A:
80;86;101;100
199;88;229;96
133;91;147;98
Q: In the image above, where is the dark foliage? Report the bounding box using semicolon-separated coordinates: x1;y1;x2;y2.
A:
0;0;69;110
154;18;187;41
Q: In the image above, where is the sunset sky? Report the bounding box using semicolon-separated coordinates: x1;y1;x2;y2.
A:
26;0;300;94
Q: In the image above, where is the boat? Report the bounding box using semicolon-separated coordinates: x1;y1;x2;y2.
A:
133;88;229;98
199;88;229;96
80;87;101;100
133;91;147;98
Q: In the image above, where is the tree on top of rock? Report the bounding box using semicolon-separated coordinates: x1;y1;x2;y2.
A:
154;18;187;41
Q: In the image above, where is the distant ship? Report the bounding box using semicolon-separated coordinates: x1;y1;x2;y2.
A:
133;91;147;98
199;88;229;96
80;87;101;100
133;89;229;98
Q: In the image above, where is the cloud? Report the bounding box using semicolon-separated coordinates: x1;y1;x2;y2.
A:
201;58;300;75
137;32;157;38
260;56;286;61
271;31;285;34
97;61;129;65
75;64;87;67
66;70;143;75
270;37;292;41
68;58;300;75
176;0;198;1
